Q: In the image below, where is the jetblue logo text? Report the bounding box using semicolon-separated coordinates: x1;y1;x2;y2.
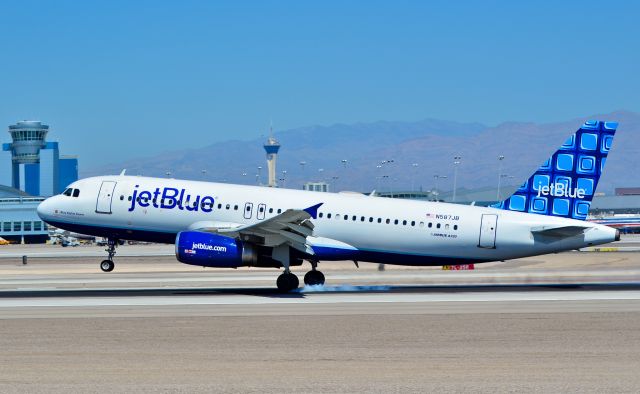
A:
192;242;227;252
536;183;586;199
128;186;215;212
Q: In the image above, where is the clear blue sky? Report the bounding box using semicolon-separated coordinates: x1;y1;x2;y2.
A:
1;0;638;168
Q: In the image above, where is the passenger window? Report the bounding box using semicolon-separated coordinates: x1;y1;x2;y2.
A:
419;222;424;227
377;218;382;223
218;204;222;209
72;189;80;197
344;216;348;221
246;206;251;212
402;220;407;225
386;219;390;224
259;206;264;213
454;225;458;230
445;224;450;230
226;204;230;210
336;214;341;219
428;223;432;228
437;223;441;229
352;215;356;221
369;217;373;222
360;216;365;222
327;213;332;219
234;205;238;210
411;221;415;226
394;219;398;225
128;196;132;201
269;208;273;213
277;209;282;214
120;195;124;201
319;212;324;218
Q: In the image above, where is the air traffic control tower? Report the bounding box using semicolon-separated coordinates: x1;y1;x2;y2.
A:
0;121;78;197
264;134;281;187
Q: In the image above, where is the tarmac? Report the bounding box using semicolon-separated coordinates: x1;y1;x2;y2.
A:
1;241;640;393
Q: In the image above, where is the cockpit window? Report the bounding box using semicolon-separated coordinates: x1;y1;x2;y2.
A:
63;188;73;196
72;189;80;197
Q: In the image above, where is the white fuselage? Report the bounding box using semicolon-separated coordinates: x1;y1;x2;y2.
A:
37;175;618;266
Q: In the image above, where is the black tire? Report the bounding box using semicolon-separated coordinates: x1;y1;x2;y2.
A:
289;273;299;289
100;259;114;272
277;272;299;292
304;270;325;286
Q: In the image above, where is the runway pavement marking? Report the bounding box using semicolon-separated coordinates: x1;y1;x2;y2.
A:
2;290;640;308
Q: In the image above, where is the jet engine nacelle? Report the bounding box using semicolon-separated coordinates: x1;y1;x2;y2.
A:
175;231;258;268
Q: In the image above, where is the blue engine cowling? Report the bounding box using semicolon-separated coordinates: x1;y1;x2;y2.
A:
175;231;258;268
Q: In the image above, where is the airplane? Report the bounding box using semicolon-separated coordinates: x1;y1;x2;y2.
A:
36;120;620;292
589;214;640;233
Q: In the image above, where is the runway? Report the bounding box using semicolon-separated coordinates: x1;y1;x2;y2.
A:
2;246;640;392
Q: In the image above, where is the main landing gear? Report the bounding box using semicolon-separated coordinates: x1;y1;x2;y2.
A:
276;263;326;293
100;238;117;272
277;271;299;292
304;261;325;286
272;246;326;292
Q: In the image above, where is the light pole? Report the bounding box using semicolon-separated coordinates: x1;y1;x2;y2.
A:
411;163;419;192
165;171;172;178
452;156;461;202
281;170;287;188
433;175;447;201
496;155;505;201
376;165;383;192
256;166;263;185
299;160;306;177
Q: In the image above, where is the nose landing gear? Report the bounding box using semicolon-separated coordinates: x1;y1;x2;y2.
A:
100;238;118;272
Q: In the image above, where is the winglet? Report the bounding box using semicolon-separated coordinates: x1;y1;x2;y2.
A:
304;203;324;219
119;169;127;176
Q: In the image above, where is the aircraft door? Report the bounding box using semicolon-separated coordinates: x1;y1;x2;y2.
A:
478;214;498;249
244;202;254;219
96;181;117;214
257;203;266;220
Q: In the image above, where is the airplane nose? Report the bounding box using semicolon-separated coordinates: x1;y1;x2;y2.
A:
37;198;53;219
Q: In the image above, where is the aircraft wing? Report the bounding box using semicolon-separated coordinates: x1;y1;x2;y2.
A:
192;203;323;255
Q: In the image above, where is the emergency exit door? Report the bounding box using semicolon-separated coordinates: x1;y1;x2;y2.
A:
96;181;117;214
478;214;498;249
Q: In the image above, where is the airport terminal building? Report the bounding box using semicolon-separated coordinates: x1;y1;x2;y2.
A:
0;121;78;243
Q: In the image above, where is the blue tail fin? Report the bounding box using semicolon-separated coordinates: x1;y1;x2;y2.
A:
494;120;618;220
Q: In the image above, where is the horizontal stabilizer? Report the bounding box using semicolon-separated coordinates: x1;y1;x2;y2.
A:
531;225;589;238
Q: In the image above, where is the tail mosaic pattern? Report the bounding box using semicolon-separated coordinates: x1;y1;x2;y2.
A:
494;120;618;220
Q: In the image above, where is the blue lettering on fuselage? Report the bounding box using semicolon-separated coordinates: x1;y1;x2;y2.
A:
128;185;215;212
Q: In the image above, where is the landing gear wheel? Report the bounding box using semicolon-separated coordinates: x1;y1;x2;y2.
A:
277;272;299;292
304;270;325;286
100;238;118;273
100;259;115;272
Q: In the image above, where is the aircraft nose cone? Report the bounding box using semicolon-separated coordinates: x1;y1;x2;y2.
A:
37;198;53;220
